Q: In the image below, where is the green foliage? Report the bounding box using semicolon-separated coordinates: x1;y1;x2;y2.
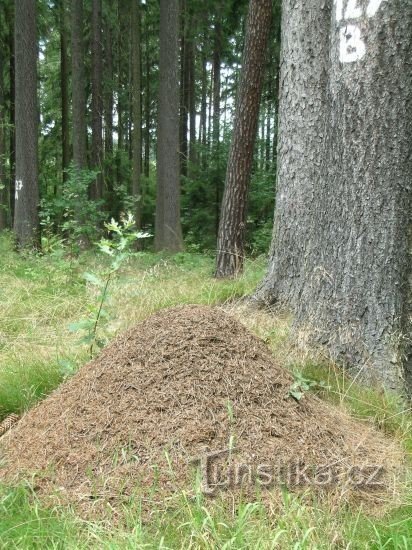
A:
288;372;331;402
69;214;151;358
40;165;106;251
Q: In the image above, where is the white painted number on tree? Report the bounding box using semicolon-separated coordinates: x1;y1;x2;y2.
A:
336;0;387;63
15;180;23;201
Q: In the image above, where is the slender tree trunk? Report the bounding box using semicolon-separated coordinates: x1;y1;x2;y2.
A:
71;0;87;171
212;20;221;148
131;0;142;228
272;4;281;166
13;0;39;248
144;14;150;178
0;45;7;230
188;35;196;171
91;0;103;200
116;0;125;190
155;0;183;252
200;47;207;147
265;89;272;171
212;18;222;238
215;0;272;278
180;0;189;178
8;2;15;223
60;0;70;184
207;65;213;149
103;15;114;191
256;0;412;393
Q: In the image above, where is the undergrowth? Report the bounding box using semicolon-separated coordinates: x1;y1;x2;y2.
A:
0;232;411;549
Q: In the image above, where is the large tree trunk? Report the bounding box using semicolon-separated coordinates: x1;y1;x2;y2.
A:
71;0;87;171
60;0;70;184
91;0;103;200
131;0;142;229
256;0;412;393
154;0;183;252
215;0;272;278
13;0;39;248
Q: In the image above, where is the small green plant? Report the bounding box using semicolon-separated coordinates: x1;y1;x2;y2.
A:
69;213;150;358
289;372;330;401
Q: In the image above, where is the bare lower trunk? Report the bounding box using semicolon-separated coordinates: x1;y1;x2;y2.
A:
60;0;70;185
8;2;15;223
256;0;412;393
215;0;272;278
131;0;142;229
71;0;87;171
0;44;7;230
91;0;103;200
154;0;183;252
13;0;39;248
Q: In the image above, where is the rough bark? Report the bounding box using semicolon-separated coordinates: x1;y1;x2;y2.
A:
104;17;114;196
212;19;221;148
71;0;87;171
13;0;39;248
256;0;412;393
60;0;70;184
215;0;272;278
200;46;207;148
179;0;189;178
188;34;196;170
8;1;15;222
144;14;150;178
212;17;222;238
0;43;7;230
155;0;183;252
131;0;142;228
116;0;126;188
91;0;103;200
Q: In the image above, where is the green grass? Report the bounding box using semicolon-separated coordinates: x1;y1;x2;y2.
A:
0;232;411;549
1;483;411;549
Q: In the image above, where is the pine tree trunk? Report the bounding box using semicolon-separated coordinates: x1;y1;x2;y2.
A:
104;18;114;197
91;0;103;200
212;18;222;238
116;0;125;188
71;0;87;171
13;0;39;248
200;47;207;148
144;15;151;179
155;0;183;252
256;0;412;393
188;35;197;170
0;44;7;230
8;2;15;223
179;1;189;178
131;0;142;229
60;0;70;184
215;0;272;278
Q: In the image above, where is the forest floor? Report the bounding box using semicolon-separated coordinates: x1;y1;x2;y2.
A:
0;232;411;549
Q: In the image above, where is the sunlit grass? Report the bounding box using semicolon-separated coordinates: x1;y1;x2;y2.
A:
0;232;412;548
0;233;265;420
